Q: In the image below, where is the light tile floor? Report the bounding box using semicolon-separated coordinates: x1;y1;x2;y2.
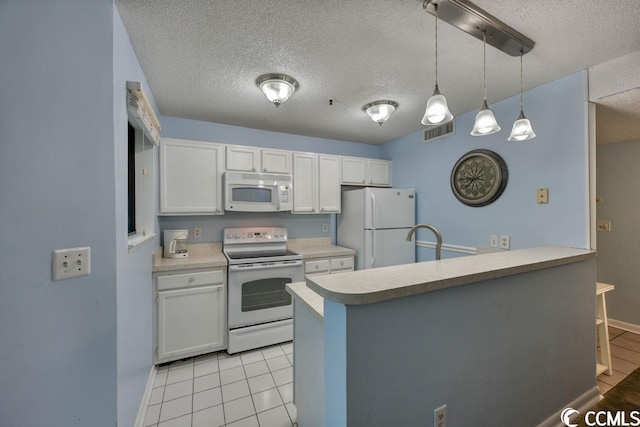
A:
597;327;640;394
144;342;296;427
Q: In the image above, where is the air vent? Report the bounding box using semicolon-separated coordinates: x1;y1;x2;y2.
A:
424;120;455;142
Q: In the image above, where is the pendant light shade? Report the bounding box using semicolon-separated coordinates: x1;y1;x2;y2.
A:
363;100;398;125
508;51;536;141
421;3;453;126
471;31;500;136
471;100;501;135
256;73;299;107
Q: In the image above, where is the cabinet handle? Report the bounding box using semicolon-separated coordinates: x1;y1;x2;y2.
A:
340;261;344;266
315;265;319;270
263;168;267;172
189;277;195;282
252;167;256;172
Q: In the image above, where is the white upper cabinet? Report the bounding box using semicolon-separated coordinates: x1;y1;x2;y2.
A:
261;149;291;174
292;152;317;213
368;159;392;186
318;155;341;213
342;157;392;187
226;146;291;174
292;153;341;214
160;138;224;215
225;145;260;172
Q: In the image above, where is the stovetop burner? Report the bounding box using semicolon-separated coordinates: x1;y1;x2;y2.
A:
222;226;302;265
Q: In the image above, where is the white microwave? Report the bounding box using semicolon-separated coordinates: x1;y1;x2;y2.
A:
224;171;293;212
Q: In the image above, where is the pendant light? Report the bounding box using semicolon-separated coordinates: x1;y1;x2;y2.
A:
508;50;536;141
421;2;453;126
471;31;501;136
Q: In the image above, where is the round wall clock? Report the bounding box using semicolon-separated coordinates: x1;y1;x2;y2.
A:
450;149;508;207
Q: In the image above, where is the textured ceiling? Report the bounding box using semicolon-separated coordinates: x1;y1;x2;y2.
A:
116;0;640;145
595;89;640;146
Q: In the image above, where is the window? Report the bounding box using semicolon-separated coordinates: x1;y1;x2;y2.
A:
126;81;160;251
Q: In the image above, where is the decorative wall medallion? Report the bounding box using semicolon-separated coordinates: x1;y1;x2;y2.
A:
450;149;508;207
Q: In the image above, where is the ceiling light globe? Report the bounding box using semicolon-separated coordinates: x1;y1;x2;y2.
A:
363;100;398;125
256;74;299;108
471;102;501;136
422;93;453;125
508;115;536;141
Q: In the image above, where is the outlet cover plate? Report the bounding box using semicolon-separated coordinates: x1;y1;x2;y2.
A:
52;247;91;281
500;235;510;249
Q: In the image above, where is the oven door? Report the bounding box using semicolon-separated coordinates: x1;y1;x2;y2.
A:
228;260;303;329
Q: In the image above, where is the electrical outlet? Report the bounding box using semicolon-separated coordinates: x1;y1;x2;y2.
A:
322;223;328;232
500;235;510;249
537;188;549;204
596;221;611;232
194;227;202;238
52;247;91;281
434;404;447;427
490;234;498;247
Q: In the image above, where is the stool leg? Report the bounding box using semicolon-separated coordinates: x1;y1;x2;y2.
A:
597;293;613;376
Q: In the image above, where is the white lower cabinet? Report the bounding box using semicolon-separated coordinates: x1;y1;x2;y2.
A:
305;256;354;277
154;268;227;364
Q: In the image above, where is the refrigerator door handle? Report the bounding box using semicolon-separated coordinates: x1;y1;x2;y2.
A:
371;231;376;267
370;192;376;229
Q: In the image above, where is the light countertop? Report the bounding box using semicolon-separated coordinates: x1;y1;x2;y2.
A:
287;237;355;259
305;246;596;305
152;243;227;272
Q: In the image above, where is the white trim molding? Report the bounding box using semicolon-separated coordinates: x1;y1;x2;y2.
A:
134;365;158;427
537;386;601;427
416;240;476;255
608;318;640;335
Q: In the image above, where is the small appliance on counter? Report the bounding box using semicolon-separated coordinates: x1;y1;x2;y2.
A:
163;229;189;258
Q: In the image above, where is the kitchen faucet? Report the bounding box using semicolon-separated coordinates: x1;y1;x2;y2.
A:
406;224;443;260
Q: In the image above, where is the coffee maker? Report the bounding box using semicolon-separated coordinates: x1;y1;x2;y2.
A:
163;230;189;258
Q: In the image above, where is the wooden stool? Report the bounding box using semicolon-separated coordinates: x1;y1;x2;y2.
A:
596;282;615;376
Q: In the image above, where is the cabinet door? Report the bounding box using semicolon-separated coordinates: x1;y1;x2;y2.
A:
157;284;226;362
318;155;341;213
341;157;367;185
226;145;260;172
292;153;317;213
368;159;392;186
160;139;223;214
262;149;291;174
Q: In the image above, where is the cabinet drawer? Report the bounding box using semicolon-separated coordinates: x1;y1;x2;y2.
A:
305;260;330;274
330;257;354;272
157;270;224;291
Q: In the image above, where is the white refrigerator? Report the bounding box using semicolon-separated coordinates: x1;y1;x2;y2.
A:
337;187;416;270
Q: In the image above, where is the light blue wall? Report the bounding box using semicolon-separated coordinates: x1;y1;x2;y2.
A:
113;5;159;427
0;1;117;426
596;140;640;327
158;117;382;244
381;72;590;260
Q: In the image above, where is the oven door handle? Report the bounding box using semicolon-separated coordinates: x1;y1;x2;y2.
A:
228;260;302;272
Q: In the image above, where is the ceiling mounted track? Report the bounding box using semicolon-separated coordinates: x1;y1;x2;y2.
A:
423;0;535;56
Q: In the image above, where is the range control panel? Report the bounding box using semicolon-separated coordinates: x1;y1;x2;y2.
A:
223;226;288;244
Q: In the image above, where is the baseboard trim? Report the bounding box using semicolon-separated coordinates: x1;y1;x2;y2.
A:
134;365;158;427
607;318;640;335
416;240;476;255
537;386;601;427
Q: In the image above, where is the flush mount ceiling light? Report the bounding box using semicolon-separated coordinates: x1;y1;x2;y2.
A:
256;73;299;108
363;100;398;126
508;50;536;141
471;31;500;136
421;2;453;126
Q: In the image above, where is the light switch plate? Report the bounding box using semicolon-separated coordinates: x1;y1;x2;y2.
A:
490;235;498;248
52;247;91;281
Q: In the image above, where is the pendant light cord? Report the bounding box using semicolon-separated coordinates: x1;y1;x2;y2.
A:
434;3;438;85
519;50;524;112
482;30;487;102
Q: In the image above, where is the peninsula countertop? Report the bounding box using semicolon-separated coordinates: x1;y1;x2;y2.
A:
304;246;596;305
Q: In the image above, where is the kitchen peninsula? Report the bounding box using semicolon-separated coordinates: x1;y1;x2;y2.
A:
287;246;599;427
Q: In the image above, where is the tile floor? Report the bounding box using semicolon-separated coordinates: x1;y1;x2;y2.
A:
143;342;296;427
597;327;640;394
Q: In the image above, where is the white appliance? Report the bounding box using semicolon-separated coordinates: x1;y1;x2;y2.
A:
223;226;303;354
163;229;189;258
224;171;292;212
338;188;416;270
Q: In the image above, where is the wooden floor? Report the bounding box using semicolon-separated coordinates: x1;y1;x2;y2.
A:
597;326;640;393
